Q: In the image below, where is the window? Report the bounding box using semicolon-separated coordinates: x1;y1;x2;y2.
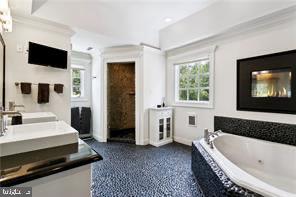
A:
169;46;216;108
175;59;210;103
71;67;85;98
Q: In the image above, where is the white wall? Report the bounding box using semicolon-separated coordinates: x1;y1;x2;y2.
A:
160;0;296;50
3;19;72;123
92;46;166;144
91;51;102;141
166;17;296;146
143;46;166;144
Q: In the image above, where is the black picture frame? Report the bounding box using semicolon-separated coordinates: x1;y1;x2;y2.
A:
237;49;296;114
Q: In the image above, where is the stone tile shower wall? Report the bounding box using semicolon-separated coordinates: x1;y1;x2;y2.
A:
107;63;135;130
214;116;296;146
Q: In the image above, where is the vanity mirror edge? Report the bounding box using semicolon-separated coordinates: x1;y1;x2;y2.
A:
0;33;5;109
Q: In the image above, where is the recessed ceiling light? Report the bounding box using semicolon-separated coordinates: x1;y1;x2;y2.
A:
164;18;172;23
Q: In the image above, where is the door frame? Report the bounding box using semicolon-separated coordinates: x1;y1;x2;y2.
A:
106;62;136;139
101;47;144;145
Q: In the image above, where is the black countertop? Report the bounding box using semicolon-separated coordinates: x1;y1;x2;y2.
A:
0;139;103;187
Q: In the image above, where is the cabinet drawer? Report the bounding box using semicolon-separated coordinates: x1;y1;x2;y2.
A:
159;110;172;118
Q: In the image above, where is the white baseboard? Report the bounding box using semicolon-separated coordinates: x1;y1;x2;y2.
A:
173;136;192;146
143;138;149;145
93;134;106;142
136;138;149;145
150;139;173;147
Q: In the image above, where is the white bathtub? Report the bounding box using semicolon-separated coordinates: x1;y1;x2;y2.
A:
200;133;296;197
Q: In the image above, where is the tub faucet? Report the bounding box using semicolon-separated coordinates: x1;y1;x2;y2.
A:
204;128;209;143
204;128;222;148
0;107;21;137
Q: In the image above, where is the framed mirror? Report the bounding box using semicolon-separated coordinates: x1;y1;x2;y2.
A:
0;33;5;108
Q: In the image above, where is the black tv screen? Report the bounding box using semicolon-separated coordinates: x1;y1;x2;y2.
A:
28;42;68;69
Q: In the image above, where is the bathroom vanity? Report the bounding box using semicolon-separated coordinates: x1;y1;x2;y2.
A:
0;121;102;197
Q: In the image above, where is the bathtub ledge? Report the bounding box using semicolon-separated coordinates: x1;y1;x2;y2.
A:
192;141;262;197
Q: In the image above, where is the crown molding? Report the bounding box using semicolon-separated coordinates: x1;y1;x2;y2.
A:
12;13;75;37
101;45;144;59
140;42;161;50
72;51;92;60
102;45;143;53
167;45;217;60
71;51;92;65
165;4;296;53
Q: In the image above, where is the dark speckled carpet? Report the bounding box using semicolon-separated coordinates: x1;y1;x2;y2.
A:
85;139;203;197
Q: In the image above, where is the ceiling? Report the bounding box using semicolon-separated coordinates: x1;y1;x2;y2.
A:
10;0;216;51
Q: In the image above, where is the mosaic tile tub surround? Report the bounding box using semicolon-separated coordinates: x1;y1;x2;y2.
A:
214;116;296;146
192;141;262;197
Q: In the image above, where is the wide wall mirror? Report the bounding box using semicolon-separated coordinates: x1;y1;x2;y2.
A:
0;33;5;108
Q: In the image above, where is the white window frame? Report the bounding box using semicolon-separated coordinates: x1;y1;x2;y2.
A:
71;65;86;100
71;51;92;103
168;46;216;108
175;58;210;103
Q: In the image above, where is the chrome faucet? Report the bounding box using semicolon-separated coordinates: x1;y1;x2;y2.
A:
204;128;222;149
0;107;22;136
9;101;25;111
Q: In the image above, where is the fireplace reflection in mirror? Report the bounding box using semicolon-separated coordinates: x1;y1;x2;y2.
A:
251;69;292;98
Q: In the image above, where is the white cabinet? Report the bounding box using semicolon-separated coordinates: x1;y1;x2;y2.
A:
149;107;173;147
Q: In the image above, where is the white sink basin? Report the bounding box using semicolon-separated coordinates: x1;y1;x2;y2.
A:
0;121;78;157
8;112;57;125
21;112;57;124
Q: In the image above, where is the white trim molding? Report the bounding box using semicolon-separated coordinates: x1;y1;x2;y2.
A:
143;138;150;145
93;134;106;143
71;51;92;65
150;139;173;147
173;136;192;146
12;13;75;37
71;51;92;103
167;45;217;109
101;46;145;145
164;5;296;52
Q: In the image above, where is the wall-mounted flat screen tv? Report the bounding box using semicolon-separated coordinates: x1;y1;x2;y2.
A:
28;42;68;69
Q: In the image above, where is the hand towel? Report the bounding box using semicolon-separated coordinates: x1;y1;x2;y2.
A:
38;83;50;104
71;107;80;132
11;115;23;125
80;107;91;134
20;82;32;94
54;84;64;94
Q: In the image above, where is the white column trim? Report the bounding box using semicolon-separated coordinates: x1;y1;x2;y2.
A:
100;47;145;145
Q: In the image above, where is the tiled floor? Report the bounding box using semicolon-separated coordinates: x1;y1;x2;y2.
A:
85;139;203;197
